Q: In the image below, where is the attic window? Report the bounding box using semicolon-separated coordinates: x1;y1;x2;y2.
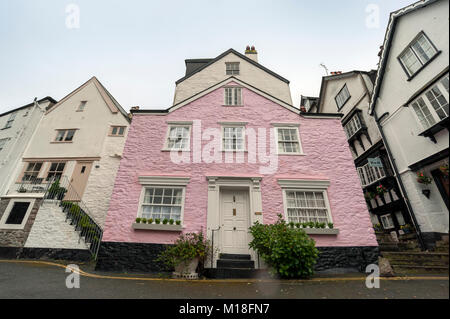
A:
77;101;87;112
224;87;242;106
226;62;240;75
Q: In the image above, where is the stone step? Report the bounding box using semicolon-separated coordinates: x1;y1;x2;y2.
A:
205;268;267;279
216;259;255;269
382;252;448;267
391;264;449;275
379;243;420;252
219;253;251;260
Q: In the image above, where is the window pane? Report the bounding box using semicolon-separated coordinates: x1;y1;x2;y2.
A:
55;131;65;141
425;85;449;120
65;130;75;141
400;48;421;75
5;202;30;225
412;34;437;64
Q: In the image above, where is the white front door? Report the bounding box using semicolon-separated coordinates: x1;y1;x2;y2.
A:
220;189;250;254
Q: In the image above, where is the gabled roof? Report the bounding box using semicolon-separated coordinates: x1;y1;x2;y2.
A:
133;76;299;115
175;48;290;85
316;70;373;113
0;97;57;118
46;77;130;122
368;0;441;115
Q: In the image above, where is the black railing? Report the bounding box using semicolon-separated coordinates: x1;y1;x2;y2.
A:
16;176;103;259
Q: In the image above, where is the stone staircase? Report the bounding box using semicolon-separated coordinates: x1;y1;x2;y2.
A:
207;254;258;278
377;232;449;275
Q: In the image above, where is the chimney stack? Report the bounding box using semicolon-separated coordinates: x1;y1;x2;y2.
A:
330;71;342;75
245;45;258;63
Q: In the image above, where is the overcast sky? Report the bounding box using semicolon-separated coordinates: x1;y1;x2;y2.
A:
0;0;414;114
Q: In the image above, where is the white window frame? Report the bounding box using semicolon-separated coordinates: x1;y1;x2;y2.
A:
221;124;246;152
344;114;363;139
357;160;386;187
54;129;76;142
225;62;240;75
77;101;87;112
0;198;36;230
224;87;242;106
335;84;350;110
137;176;190;225
274;125;303;155
410;74;449;131
163;123;192;151
398;32;438;77
278;180;333;225
380;214;395;230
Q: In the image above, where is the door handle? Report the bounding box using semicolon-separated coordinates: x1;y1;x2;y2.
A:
233;227;236;231
233;208;236;216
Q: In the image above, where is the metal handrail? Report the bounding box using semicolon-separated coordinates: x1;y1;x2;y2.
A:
20;176;103;259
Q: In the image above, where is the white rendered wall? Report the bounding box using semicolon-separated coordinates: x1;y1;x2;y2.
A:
173;52;293;105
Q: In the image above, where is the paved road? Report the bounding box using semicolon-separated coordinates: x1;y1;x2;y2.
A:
0;260;448;299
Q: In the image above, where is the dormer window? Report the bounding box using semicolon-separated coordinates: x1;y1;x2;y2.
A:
226;62;240;75
3;112;16;129
398;32;438;78
224;87;242;106
335;84;350;110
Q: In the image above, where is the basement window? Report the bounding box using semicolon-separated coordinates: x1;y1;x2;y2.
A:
0;199;35;230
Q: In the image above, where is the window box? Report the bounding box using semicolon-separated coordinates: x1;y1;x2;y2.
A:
303;228;339;235
132;223;182;231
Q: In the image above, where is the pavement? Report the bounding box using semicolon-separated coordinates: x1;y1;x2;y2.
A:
0;259;448;299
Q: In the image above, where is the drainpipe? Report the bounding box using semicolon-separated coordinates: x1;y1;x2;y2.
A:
373;111;426;251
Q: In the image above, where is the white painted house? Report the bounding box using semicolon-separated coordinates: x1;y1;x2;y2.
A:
313;70;412;235
173;46;293;105
0;97;56;196
369;0;449;248
0;77;130;258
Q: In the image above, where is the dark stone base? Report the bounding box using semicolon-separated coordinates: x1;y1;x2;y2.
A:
315;246;379;272
95;242;380;275
0;246;91;262
422;232;448;250
95;241;168;272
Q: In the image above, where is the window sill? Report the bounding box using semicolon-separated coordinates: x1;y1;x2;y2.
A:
50;141;73;144
303;228;339;235
161;149;191;152
277;153;305;156
222;105;244;107
418;116;449;143
132;223;183;231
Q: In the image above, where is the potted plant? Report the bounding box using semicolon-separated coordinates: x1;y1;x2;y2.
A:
148;218;153;224
373;223;383;232
46;180;61;199
18;186;27;193
56;187;67;200
376;184;387;195
141;218;147;224
163;218;169;225
169;219;174;225
157;232;210;279
155;218;161;224
417;172;432;184
135;217;141;224
327;222;334;229
175;220;181;225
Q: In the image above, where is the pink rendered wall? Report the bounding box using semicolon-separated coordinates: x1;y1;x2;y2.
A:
103;85;378;247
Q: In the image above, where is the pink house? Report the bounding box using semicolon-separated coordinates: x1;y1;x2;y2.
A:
96;47;378;276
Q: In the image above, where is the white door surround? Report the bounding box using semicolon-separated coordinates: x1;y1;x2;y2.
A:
206;176;264;268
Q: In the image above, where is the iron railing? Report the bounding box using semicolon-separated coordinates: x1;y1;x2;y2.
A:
16;176;103;259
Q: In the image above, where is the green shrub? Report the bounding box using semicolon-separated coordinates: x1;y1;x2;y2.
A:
156;232;210;270
142;218;147;224
288;222;295;228
169;219;174;225
176;220;181;225
155;218;161;224
248;214;319;279
327;222;334;229
163;218;169;225
295;223;301;228
148;218;153;224
136;217;141;223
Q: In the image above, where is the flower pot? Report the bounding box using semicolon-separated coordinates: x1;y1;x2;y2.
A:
173;258;199;279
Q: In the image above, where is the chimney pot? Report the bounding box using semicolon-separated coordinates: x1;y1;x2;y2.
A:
245;45;258;62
